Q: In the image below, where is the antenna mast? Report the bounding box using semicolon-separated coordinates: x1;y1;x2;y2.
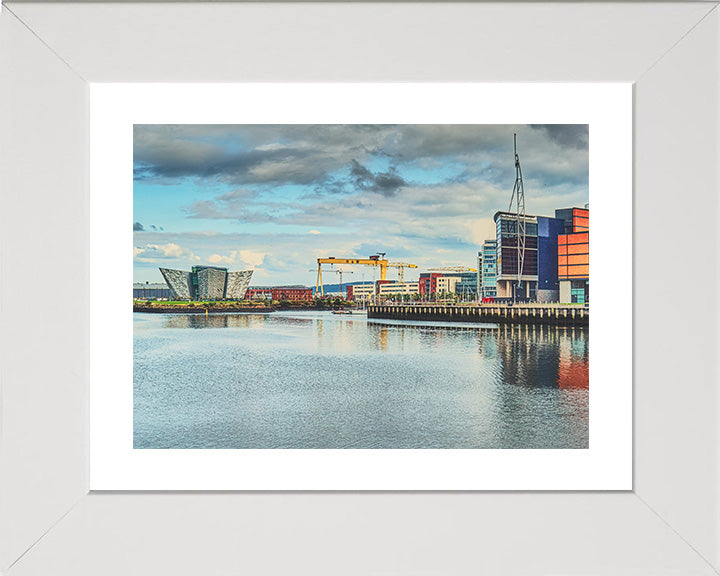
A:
507;134;526;297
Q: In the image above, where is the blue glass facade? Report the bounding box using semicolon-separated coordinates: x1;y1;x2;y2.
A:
481;240;497;298
536;216;565;295
455;272;479;300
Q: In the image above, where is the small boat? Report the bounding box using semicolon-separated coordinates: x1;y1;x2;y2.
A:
331;309;353;315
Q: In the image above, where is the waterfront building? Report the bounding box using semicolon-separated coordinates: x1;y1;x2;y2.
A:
436;276;461;296
556;207;590;304
377;282;419;299
555;206;589;234
480;240;498;299
272;286;312;301
494;211;564;302
133;282;171;300
159;266;253;300
455;271;480;301
418;272;443;298
244;288;274;300
347;283;375;302
245;285;312;301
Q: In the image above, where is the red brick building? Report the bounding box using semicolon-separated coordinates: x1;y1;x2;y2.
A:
245;286;312;301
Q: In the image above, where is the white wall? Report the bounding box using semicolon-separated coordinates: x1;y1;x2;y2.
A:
0;8;89;570
634;8;720;567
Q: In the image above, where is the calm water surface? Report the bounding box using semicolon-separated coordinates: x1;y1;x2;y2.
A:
134;311;589;449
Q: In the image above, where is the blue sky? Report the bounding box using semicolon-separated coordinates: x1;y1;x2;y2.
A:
133;125;589;286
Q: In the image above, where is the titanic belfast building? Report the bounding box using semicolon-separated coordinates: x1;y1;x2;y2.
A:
159;266;253;300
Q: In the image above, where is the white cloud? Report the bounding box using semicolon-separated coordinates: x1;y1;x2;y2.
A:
207;253;234;265
469;218;497;246
134;242;190;262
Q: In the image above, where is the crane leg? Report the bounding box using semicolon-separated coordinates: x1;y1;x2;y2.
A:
317;265;324;297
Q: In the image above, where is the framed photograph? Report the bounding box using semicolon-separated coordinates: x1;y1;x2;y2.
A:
90;83;631;491
2;2;718;575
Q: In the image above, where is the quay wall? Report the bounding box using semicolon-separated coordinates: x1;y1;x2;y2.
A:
367;304;588;327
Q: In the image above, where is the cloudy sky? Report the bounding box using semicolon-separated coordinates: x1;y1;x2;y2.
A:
133;124;588;286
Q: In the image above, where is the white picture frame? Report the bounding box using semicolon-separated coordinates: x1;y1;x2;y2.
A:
1;2;718;574
91;82;631;491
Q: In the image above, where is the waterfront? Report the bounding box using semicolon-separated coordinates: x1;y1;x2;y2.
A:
134;311;589;449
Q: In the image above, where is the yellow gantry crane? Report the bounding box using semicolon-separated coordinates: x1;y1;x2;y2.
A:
388;262;418;283
316;256;417;296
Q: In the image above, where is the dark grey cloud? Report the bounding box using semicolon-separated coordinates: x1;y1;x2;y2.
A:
133;221;164;231
134;124;383;186
134;124;589;194
350;160;407;197
529;125;589;150
134;142;320;185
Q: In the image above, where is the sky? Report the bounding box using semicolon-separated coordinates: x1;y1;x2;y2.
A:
133;124;589;286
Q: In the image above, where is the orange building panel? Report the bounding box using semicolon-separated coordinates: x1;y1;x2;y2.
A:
567;254;589;266
566;232;589;245
566;264;589;277
558;210;589;281
573;216;589;231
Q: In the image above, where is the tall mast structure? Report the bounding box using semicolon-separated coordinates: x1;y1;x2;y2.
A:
507;133;526;297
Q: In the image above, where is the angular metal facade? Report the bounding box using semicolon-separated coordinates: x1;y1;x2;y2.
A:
226;270;253;299
159;268;193;300
158;266;253;300
197;268;227;300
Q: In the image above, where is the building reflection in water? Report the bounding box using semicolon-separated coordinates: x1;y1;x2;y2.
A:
557;328;589;389
367;321;490;353
481;324;589;448
487;324;588;389
163;313;268;330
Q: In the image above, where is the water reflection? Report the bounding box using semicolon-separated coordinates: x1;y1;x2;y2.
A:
135;311;589;449
163;313;268;329
491;325;589;390
369;324;389;351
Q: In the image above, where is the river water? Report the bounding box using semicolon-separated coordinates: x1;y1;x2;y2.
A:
134;311;589;449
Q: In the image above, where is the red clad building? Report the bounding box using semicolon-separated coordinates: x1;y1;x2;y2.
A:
418;273;443;297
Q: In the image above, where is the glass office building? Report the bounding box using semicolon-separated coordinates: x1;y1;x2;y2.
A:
479;240;498;299
454;272;479;301
494;211;564;302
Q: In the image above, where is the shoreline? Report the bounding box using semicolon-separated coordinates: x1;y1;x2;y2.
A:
133;303;344;314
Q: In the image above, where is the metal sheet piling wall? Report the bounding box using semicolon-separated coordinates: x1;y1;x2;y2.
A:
366;304;588;327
